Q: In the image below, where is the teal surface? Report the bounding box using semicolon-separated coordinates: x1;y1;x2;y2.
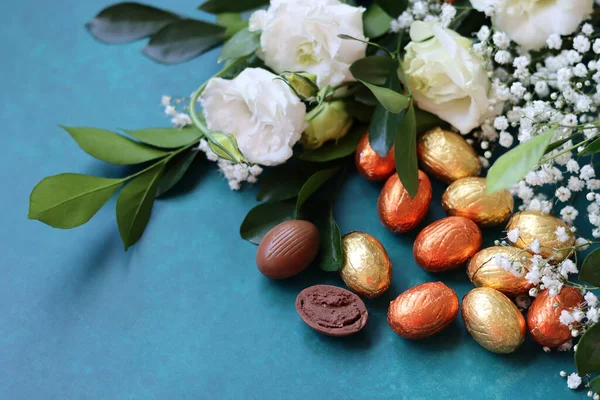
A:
0;0;586;399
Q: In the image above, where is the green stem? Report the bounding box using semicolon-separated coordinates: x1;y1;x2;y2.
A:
122;141;200;183
540;136;595;163
327;85;361;102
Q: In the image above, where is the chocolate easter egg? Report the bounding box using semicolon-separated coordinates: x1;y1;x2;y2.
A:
442;177;514;227
378;171;432;233
413;217;482;272
417;127;481;183
462;287;526;354
506;211;575;261
296;285;368;337
467;246;533;297
256;220;319;279
527;287;584;348
355;132;395;181
388;282;459;339
340;232;392;298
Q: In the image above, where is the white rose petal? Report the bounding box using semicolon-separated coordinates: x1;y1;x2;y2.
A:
201;68;307;166
249;0;367;87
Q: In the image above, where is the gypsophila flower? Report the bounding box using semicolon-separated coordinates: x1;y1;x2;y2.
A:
568;176;585;192
510;82;526;97
440;3;456;27
477;25;490;42
560;206;579;224
507;228;520;243
576;237;592;251
555;226;570;243
558;339;574;352
530;239;541;254
171;113;192;127
493;31;510;49
494;116;509;131
585;292;598;307
560;371;568;377
566;159;580;173
587;307;599;323
594;39;600;54
495;50;512;65
555;187;572;202
567;372;582;389
582;23;594;36
499;131;514;148
581;165;596;180
573;35;591;53
547;34;563;50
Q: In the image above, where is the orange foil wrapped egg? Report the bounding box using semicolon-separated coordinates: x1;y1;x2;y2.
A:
355;132;395;181
467;247;533;297
378;170;432;233
417;127;481;183
413;216;482;272
388;282;459;339
527;287;584;348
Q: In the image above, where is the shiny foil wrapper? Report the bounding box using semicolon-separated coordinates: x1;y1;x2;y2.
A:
378;170;432;233
355;132;396;181
462;287;526;354
442;177;514;227
467;247;533;297
388;282;459;340
413;216;482;272
506;211;575;261
417;127;481;184
528;287;584;348
340;232;392;298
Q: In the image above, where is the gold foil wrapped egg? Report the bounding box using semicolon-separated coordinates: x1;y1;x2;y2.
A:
388;282;459;340
378;170;432;233
462;287;526;354
442;177;514;227
340;232;392;298
355;132;396;181
413;216;482;272
417;127;481;183
527;287;584;348
467;247;533;297
506;211;575;261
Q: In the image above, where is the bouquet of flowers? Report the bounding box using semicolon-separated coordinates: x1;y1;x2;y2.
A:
27;0;600;395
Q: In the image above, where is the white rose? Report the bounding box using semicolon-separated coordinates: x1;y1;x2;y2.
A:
471;0;594;51
201;68;307;166
403;21;491;134
249;0;367;87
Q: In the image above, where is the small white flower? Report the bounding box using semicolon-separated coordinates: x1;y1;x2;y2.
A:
493;31;510;49
510;82;526;97
581;165;596;180
555;187;572;202
568;176;585;192
560;310;575;326
560;371;567;377
585;292;598;307
567;159;580;173
576;237;591;251
588;307;600;323
573;309;585;322
582;23;594;36
477;25;490;41
171;113;192;128
499;131;514;148
507;228;520;243
495;50;512;65
558;340;573;352
572;329;580;337
529;287;539;297
543;346;551;353
494;116;509;131
164;105;177;116
440;3;457;27
555;226;569;243
573;35;591;53
561;259;578;276
530;239;541;254
594;39;600;54
161;95;172;107
567;373;582;390
560;206;579;223
547;34;563;50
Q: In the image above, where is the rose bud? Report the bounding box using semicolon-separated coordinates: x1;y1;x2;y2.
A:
278;71;319;100
301;101;353;150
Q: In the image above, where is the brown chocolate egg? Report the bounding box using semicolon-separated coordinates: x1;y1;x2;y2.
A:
256;220;319;279
527;287;584;348
462;287;526;354
413;216;482;272
355;132;395;181
388;282;459;339
467;247;533;297
506;211;575;261
340;232;392;298
378;170;432;233
442;177;514;227
417;127;481;183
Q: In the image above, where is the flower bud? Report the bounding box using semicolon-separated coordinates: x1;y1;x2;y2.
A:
301;101;354;150
279;72;319;100
207;131;246;163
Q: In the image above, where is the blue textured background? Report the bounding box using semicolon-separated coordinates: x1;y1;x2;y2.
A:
0;0;586;398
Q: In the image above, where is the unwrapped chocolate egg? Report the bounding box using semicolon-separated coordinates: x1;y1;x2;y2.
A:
506;211;575;261
388;282;459;339
527;287;584;348
462;287;526;354
413;216;482;272
378;170;432;233
256;220;319;279
442;177;514;227
355;132;395;181
417;127;481;183
340;232;392;298
467;247;533;297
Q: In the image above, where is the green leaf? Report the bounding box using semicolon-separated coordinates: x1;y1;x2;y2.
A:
217;13;248;39
157;151;199;197
590;376;600;394
122;127;202;149
218;28;261;63
486;129;555;194
545;136;572;155
350;55;397;86
310;202;343;272
368;64;404;156
62;126;168;165
240;199;297;244
363;4;393;39
579;136;600;156
296;166;341;216
298;123;367;162
394;102;418;198
257;165;312;203
86;2;180;44
580;248;600;287
199;0;269;13
116;162;165;250
142;19;226;64
28;174;123;229
415;108;443;133
576;322;600;375
374;0;409;17
358;80;408;113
